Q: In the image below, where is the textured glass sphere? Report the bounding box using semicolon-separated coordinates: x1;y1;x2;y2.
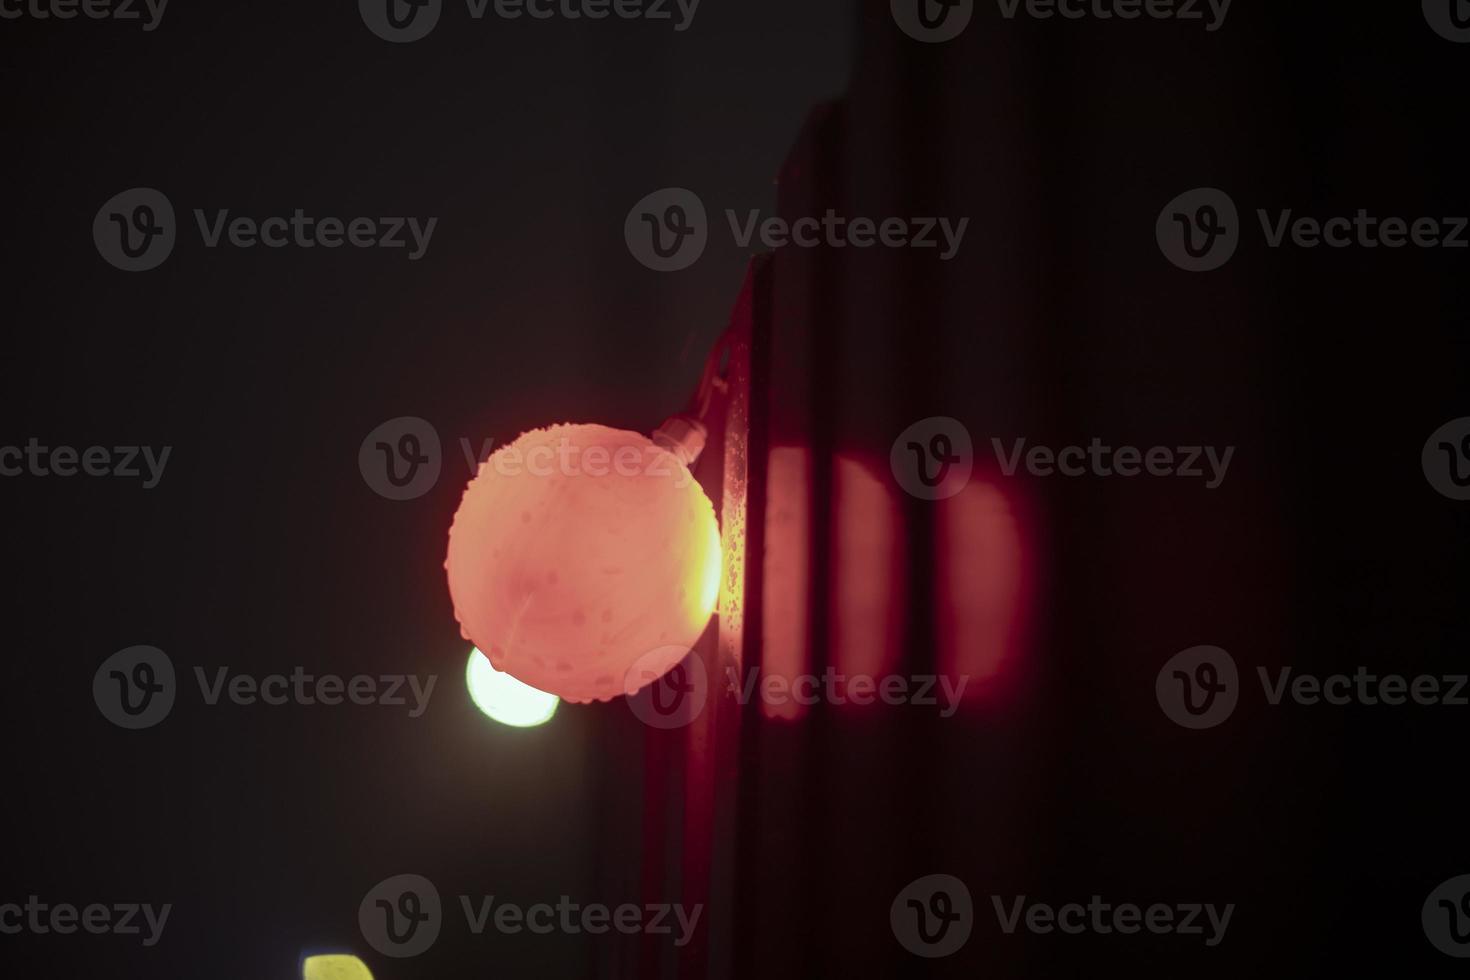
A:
446;424;721;703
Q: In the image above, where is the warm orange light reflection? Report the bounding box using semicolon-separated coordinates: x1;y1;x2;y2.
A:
761;450;905;720
936;480;1030;696
831;454;904;688
761;448;811;720
761;449;1029;719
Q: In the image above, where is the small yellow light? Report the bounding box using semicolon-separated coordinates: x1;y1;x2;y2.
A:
302;953;374;980
466;648;559;727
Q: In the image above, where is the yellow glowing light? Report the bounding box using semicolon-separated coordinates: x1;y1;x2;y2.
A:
302;954;374;980
697;519;722;626
466;648;559;727
446;423;722;703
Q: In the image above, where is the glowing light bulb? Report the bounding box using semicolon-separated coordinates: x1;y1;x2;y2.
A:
301;953;374;980
466;647;558;727
445;423;721;703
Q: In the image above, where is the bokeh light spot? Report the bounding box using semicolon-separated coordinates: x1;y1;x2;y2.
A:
302;953;374;980
466;648;559;727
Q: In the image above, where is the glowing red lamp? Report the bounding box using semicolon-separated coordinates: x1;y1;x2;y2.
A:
445;417;721;704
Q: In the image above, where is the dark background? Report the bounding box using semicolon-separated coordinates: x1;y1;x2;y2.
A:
2;1;1468;977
